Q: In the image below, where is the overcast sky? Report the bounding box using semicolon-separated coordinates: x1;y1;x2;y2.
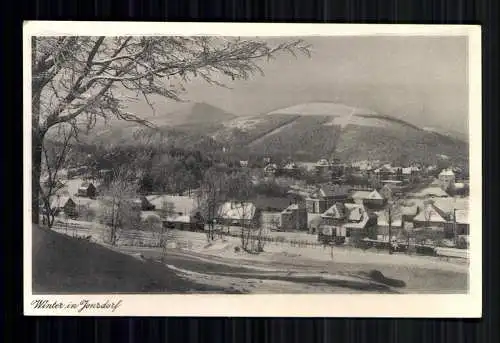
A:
131;35;469;135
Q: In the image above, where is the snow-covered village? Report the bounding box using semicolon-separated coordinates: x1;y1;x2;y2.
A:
30;33;472;295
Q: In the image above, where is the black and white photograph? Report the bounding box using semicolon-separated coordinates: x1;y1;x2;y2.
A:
24;22;481;317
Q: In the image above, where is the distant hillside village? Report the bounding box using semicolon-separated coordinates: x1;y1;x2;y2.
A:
42;149;470;251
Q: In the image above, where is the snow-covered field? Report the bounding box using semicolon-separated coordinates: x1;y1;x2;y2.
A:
50;219;468;274
169;230;468;273
48;219;468;293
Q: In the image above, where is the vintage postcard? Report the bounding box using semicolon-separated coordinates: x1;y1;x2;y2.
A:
24;22;481;317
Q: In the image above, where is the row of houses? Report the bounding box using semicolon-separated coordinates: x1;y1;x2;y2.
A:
256;181;470;240
270;195;470;240
304;184;395;214
49;188;469;243
263;161;299;176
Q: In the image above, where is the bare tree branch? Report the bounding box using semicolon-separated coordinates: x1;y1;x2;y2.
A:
31;35;311;225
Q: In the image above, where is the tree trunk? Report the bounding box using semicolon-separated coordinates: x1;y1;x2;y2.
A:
32;130;43;224
32;36;43;225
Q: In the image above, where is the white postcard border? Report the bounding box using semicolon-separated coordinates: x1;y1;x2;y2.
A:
23;22;482;317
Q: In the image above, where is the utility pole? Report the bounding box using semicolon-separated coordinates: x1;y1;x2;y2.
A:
388;204;392;255
453;208;457;245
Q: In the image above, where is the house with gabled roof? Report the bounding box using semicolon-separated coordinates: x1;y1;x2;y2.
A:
438;168;455;190
264;163;278;176
374;209;404;238
308;214;323;234
374;164;396;180
431;197;470;235
351;190;372;204
410;186;450;198
319;202;375;238
452;209;469;235
351;189;385;208
400;204;420;222
146;194;197;216
315;159;331;168
280;203;308;231
281;161;299;177
77;182;97;198
315;158;331;177
412;202;447;229
379;184;393;201
305;184;351;214
132;195;155;211
50;196;77;217
283;161;298;171
321;203;346;223
364;189;385;207
216;201;259;227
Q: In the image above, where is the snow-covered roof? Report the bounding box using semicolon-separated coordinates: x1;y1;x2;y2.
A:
50;196;73;209
78;182;94;190
453;209;469;225
366;190;384;200
165;214;191;223
316;159;330;167
283;162;298;169
381;180;402;184
145;195;197;215
217;201;256;221
377;217;403;227
432;197;469;214
140;211;161;221
73;197;96;207
439;169;455;177
281;203;301;213
344;204;370;229
413;205;447;223
307;213;323;227
351;191;372;200
400;205;419;216
321;202;369;227
264;163;278;170
345;204;364;221
316;185;351;198
412;187;450;198
321;203;345;219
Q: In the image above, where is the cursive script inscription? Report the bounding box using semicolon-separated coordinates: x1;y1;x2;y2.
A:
31;299;123;313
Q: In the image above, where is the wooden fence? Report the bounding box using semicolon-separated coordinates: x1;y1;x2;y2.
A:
50;220;469;260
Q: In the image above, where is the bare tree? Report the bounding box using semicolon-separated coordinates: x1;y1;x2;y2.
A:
31;36;311;224
235;202;255;251
223;170;257;251
423;200;434;229
142;213;163;246
159;199;176;219
143;213;162;231
269;216;281;232
39;124;74;227
196;169;228;241
156;200;177;257
383;199;401;254
251;210;265;252
98;167;140;245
